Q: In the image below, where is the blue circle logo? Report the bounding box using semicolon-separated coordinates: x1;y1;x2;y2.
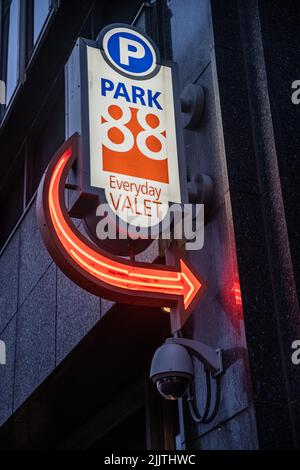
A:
103;27;157;77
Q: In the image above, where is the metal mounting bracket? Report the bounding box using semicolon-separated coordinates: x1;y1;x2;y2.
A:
181;84;205;130
187;173;214;207
166;337;223;378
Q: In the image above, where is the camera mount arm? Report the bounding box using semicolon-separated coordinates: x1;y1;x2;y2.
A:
165;338;223;378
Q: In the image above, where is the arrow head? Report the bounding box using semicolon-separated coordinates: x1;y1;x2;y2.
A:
179;257;205;313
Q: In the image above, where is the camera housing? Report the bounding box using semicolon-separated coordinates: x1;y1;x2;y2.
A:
150;343;194;400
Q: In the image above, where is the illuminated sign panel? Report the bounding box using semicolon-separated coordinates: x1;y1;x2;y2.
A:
87;29;181;227
64;24;186;237
88;47;181;226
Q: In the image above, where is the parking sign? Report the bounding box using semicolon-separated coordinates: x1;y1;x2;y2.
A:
66;24;186;236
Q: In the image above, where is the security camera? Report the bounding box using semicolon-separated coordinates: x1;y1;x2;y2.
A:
150;338;223;401
150;343;194;400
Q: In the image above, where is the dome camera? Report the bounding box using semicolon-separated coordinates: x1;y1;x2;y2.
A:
150;343;194;400
150;337;223;423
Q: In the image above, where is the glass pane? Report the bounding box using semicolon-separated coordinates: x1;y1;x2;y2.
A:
6;0;20;104
33;0;50;43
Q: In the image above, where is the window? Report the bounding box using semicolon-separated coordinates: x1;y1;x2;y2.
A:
26;0;54;60
26;74;65;202
1;0;21;105
0;156;24;250
6;0;20;102
0;0;56;115
33;0;50;44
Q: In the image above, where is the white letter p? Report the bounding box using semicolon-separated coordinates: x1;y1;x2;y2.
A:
119;37;145;66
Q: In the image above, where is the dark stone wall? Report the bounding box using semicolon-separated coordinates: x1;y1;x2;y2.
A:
162;0;257;450
259;1;300;305
211;0;300;449
0;203;102;425
0;200;160;432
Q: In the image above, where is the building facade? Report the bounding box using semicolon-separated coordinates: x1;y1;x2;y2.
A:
0;0;299;450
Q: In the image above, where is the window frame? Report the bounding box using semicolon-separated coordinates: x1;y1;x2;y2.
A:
0;0;25;107
0;0;60;123
26;0;59;61
32;0;51;45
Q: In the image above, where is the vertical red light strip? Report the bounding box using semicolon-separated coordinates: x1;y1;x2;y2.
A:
233;281;242;306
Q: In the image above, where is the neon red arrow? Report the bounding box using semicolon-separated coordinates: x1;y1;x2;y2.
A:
37;135;205;314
